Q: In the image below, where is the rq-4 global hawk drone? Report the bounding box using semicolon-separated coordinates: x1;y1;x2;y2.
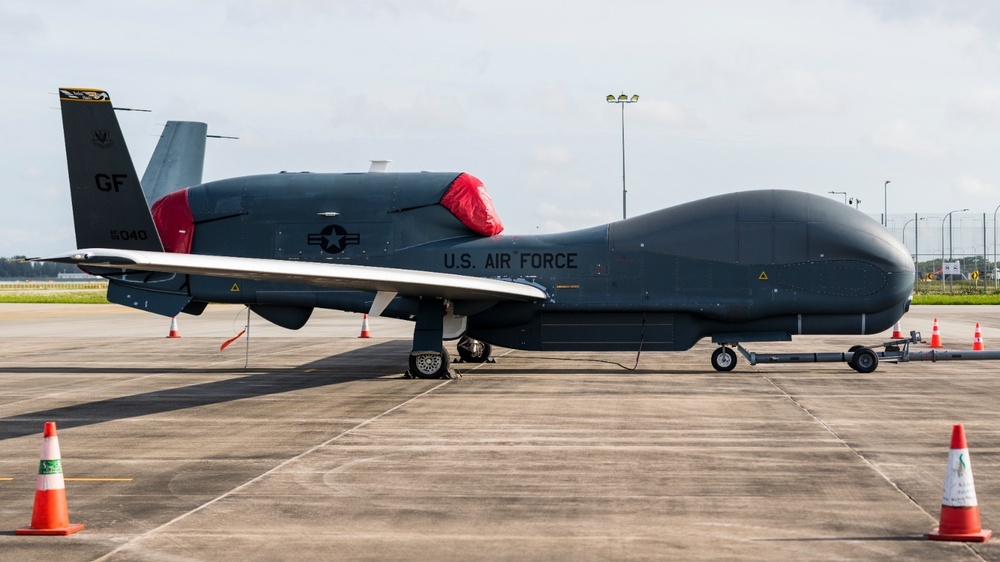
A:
39;87;915;377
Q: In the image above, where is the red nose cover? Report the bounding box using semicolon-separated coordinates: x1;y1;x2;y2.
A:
150;188;194;253
440;173;504;236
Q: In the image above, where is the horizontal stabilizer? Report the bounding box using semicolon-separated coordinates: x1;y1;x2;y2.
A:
141;121;208;207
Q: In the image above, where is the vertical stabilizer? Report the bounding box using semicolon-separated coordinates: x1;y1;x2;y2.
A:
59;87;163;251
141;121;207;207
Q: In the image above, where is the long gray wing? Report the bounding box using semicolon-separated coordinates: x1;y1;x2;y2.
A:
36;248;548;302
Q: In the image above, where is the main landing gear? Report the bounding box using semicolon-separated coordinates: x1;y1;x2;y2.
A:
456;336;493;364
408;348;454;379
406;337;495;379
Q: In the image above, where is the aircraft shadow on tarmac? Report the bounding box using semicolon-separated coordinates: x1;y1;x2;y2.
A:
0;340;410;441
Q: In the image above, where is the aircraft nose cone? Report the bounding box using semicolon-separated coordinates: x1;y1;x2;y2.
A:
813;198;914;315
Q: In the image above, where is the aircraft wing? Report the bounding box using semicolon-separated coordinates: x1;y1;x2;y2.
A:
36;248;548;302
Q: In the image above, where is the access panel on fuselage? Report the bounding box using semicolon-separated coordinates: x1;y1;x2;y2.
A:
538;312;675;351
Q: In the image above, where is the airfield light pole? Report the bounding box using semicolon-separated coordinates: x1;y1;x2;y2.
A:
883;180;890;227
942;208;968;291
828;191;847;204
607;93;639;220
994;202;1000;289
902;216;924;251
903;216;924;280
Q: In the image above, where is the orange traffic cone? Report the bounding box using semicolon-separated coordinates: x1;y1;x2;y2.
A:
973;323;985;351
929;424;992;542
166;316;181;339
929;318;943;348
16;422;84;536
892;322;904;339
358;314;372;339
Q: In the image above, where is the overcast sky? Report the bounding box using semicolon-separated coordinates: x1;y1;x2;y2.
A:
5;0;1000;257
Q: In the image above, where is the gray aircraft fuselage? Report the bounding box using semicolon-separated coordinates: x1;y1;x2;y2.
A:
139;171;914;352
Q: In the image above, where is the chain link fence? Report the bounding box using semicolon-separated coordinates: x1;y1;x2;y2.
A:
885;212;1000;291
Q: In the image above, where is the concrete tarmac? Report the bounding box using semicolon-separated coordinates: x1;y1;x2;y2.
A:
1;303;999;560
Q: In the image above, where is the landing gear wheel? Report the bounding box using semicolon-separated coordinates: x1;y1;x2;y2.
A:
847;345;864;370
851;348;878;374
711;347;737;372
409;348;453;379
457;336;492;363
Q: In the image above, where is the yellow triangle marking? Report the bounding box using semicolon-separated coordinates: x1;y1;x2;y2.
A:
758;271;768;280
230;283;240;292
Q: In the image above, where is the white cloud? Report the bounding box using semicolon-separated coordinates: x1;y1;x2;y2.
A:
951;86;1000;126
636;99;693;128
867;119;947;155
330;90;468;135
0;8;44;45
748;71;848;118
530;145;573;166
534;201;617;232
540;84;575;115
956;175;998;197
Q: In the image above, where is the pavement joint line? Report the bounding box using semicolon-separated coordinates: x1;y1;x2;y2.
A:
90;377;455;562
751;367;987;561
65;477;133;482
454;347;516;375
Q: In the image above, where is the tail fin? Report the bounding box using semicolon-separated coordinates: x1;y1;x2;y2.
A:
59;87;163;251
141;120;207;208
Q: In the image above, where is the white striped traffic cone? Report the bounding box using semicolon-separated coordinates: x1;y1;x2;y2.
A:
167;316;181;339
892;322;904;339
973;323;985;351
16;422;84;535
358;314;372;339
929;424;991;542
929;318;943;348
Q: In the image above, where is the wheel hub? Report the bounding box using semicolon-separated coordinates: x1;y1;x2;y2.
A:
414;353;443;375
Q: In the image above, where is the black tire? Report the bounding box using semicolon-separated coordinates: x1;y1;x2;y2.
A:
851;348;878;374
847;345;864;369
409;348;452;379
457;336;492;363
711;347;737;372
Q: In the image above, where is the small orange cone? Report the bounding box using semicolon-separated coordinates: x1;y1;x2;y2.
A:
929;424;992;542
892;322;904;339
16;422;84;536
929;318;943;348
973;323;985;351
166;316;181;339
358;314;372;339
